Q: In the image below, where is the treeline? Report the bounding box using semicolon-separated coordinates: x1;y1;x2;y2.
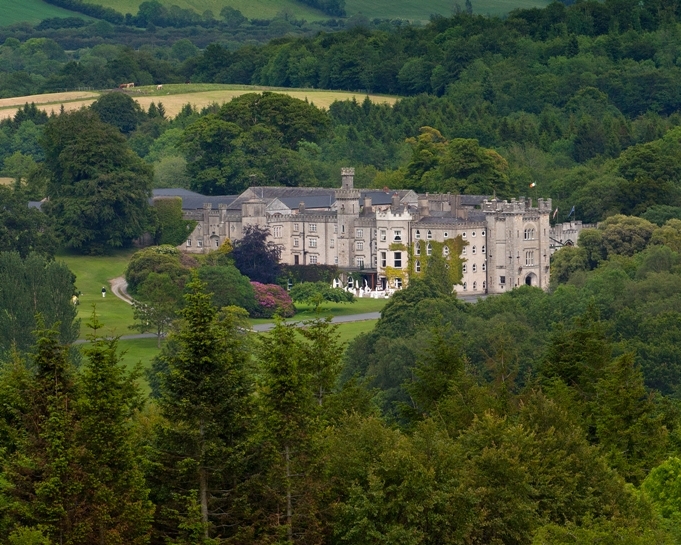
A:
296;0;346;17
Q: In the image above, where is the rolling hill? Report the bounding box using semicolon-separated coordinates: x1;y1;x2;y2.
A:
0;0;87;25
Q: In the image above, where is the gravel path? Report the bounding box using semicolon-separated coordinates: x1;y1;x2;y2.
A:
109;275;134;305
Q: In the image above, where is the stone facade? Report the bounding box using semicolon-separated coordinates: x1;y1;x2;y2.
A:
161;169;553;294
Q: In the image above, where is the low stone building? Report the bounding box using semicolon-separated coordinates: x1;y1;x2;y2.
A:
155;168;553;294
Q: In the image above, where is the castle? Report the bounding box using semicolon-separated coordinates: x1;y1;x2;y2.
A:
156;168;554;295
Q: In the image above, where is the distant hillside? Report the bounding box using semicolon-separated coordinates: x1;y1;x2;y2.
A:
82;0;550;22
1;0;86;25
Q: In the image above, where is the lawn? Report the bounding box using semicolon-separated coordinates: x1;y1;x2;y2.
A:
335;319;377;344
58;249;136;339
0;0;88;25
249;296;387;325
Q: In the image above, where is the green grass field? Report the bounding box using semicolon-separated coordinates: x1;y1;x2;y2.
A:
57;249;136;340
0;0;89;25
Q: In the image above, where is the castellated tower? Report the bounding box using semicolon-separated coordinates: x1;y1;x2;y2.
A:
335;168;360;269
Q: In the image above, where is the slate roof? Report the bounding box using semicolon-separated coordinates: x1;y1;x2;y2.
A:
152;188;238;210
277;195;335;209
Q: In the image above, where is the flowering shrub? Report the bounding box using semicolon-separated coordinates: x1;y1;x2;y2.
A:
250;282;295;318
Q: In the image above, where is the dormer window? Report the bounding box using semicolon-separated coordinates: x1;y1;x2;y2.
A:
415;230;421;239
427;230;433;240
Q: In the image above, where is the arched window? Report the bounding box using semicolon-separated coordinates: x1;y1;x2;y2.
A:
481;245;486;254
463;282;467;290
481;230;486;236
472;231;476;237
472;263;477;273
462;264;467;273
482;280;486;290
462;247;467;255
443;246;450;257
473;281;477;290
427;243;432;256
415;243;420;255
472;245;477;254
427;230;433;240
462;232;467;238
415;230;421;239
482;262;487;271
415;260;421;272
444;232;449;238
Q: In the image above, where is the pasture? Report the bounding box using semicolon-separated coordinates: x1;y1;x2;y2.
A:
0;85;398;121
0;0;87;25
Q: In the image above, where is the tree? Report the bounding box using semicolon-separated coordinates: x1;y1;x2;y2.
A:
599;215;656;257
289;281;354;312
130;272;182;347
550;246;588;286
90;92;144;134
41;109;153;254
152;198;196;246
651;219;681;252
0;187;57;258
197;264;257;314
232;225;281;283
125;245;191;294
153;275;252;541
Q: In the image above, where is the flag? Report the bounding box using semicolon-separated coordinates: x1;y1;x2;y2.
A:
529;182;536;188
567;205;575;218
552;208;558;220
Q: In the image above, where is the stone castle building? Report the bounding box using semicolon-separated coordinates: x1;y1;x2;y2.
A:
155;168;554;295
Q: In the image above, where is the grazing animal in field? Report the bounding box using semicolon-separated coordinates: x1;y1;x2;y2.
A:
118;83;127;89
157;84;163;90
127;82;135;88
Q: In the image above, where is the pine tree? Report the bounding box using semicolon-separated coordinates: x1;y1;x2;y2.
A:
76;311;153;544
154;275;252;542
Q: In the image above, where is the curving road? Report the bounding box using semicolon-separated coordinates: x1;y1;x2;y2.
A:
109;276;134;304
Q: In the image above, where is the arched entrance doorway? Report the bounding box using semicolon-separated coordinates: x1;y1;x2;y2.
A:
525;273;537;286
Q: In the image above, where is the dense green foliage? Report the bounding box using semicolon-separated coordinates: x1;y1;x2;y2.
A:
289;280;355;309
232;225;282;284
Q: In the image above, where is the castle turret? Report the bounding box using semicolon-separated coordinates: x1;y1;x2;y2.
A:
335;168;360;268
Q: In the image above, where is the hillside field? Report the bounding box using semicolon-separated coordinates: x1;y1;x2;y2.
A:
0;85;399;121
84;0;549;20
0;0;89;25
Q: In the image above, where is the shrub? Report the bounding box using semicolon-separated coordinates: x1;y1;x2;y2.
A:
250;282;295;318
125;245;190;294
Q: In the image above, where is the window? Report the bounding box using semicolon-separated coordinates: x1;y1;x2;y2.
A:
443;246;450;257
309;223;317;232
482;262;486;271
309;255;318;264
394;252;402;268
381;251;387;268
294;238;300;248
294;223;299;232
462;232;467;238
356;241;364;251
380;230;387;241
393;230;402;241
463;264;467;273
395;278;403;289
482;245;486;254
472;263;477;272
500;275;506;284
427;230;433;239
444;232;449;238
427;243;432;256
197;239;203;248
309;238;317;248
334;256;338;264
216;240;220;247
373;255;377;266
330;238;335;248
415;230;421;240
481;230;486;236
473;281;477;290
186;239;192;247
273;226;282;238
472;245;477;254
356;228;364;238
524;228;536;240
462;247;467;255
334;224;338;233
415;243;420;255
525;251;535;265
415;260;421;272
356;257;365;268
463;282;467;290
483;281;486;290
472;231;476;237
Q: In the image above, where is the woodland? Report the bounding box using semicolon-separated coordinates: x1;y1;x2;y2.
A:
3;0;681;543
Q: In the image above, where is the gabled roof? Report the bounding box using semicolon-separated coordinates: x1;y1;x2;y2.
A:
152;188;238;210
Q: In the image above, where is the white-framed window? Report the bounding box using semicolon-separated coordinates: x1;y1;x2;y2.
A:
309;223;317;232
427;230;433;239
310;255;318;264
395;278;403;289
216;239;220;247
273;226;282;238
525;251;535;265
481;230;486;236
356;241;364;251
473;281;477;290
472;231;476;237
330;238;335;248
309;238;317;248
381;251;387;268
463;282;467;290
334;224;338;233
482;262;487;271
472;263;477;272
444;232;449;238
462;247;467;255
416;260;421;272
186;239;192;247
415;230;421;239
462;232;467;238
373;255;377;266
334;256;338;264
483;280;486;289
443;246;449;257
380;230;387;241
463;264;467;273
427;243;432;256
197;239;203;248
356;257;365;268
394;252;402;268
524;227;536;240
294;238;299;247
393;230;402;241
472;245;477;254
294;223;299;232
356;228;364;238
482;245;486;254
415;243;420;255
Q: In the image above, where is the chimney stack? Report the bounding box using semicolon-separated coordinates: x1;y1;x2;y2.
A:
299;201;305;214
418;195;429;216
391;193;400;209
364;195;372;212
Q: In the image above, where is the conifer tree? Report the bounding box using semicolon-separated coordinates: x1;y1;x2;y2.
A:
154;275;251;542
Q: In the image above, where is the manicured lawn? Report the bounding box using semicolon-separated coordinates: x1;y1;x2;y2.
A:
58;249;137;339
0;0;88;25
250;296;387;325
335;319;377;345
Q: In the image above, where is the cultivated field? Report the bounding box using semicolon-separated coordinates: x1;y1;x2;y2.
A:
0;178;14;185
0;0;87;25
0;85;399;121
